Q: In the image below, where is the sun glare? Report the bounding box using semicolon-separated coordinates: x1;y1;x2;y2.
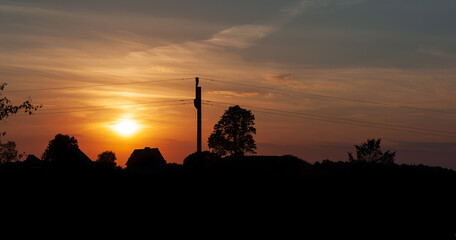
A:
113;119;139;136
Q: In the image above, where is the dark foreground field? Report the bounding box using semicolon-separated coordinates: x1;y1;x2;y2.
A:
1;156;455;239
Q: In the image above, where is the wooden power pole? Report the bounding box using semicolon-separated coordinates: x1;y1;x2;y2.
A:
194;77;202;153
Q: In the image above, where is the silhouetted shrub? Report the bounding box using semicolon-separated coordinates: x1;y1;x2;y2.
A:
348;138;396;164
96;151;117;169
0;141;22;164
183;151;220;173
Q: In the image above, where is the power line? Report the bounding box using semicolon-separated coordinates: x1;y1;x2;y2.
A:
204;101;456;139
10;99;193;116
205;99;456;136
37;99;193;113
203;100;456;139
6;75;454;116
200;77;456;116
3;78;194;94
5;75;454;138
34;102;192;116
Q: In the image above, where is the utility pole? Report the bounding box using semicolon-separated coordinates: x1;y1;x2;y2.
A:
194;77;202;154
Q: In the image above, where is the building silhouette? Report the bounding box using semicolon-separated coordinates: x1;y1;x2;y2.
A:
126;147;166;174
22;154;43;169
75;148;93;167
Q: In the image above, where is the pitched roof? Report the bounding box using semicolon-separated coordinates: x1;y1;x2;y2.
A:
24;154;41;164
76;148;92;165
126;147;166;167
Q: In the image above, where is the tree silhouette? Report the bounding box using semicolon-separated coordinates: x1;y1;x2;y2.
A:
0;141;23;164
0;82;41;138
41;134;88;168
208;105;256;157
0;83;41;120
96;151;117;169
348;138;396;164
0;83;41;164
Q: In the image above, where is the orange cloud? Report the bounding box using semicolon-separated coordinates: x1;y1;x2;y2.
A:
209;91;260;97
267;74;298;84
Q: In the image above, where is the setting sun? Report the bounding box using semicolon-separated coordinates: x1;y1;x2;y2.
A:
113;119;140;136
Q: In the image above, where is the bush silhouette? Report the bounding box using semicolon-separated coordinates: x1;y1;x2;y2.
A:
183;151;220;173
348;138;396;164
0;141;22;164
96;151;117;169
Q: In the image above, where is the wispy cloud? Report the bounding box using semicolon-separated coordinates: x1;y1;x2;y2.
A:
174;0;367;58
206;25;276;48
209;90;259;97
419;47;456;59
0;3;72;17
206;0;325;49
267;74;298;84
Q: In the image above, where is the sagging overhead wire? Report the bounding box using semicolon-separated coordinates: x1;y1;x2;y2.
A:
10;99;193;116
3;78;195;94
202;100;456;139
199;77;456;116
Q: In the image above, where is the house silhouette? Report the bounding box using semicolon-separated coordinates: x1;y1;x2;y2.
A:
126;147;166;174
23;154;43;169
75;148;93;167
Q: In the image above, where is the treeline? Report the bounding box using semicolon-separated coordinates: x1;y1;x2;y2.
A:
2;151;455;179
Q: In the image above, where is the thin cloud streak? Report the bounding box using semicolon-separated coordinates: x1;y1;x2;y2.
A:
0;3;72;17
205;0;332;49
209;91;260;97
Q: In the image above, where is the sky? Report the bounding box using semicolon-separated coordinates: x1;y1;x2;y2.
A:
1;0;456;168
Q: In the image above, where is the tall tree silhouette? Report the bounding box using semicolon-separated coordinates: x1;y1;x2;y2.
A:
348;138;396;164
208;105;256;157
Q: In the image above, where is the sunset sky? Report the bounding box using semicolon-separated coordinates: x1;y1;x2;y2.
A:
1;0;455;168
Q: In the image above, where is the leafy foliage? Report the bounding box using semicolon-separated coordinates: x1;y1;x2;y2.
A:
96;151;117;168
183;151;220;172
0;83;41;121
41;134;80;166
208;105;256;157
348;138;396;164
0;141;23;164
0;82;41;136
